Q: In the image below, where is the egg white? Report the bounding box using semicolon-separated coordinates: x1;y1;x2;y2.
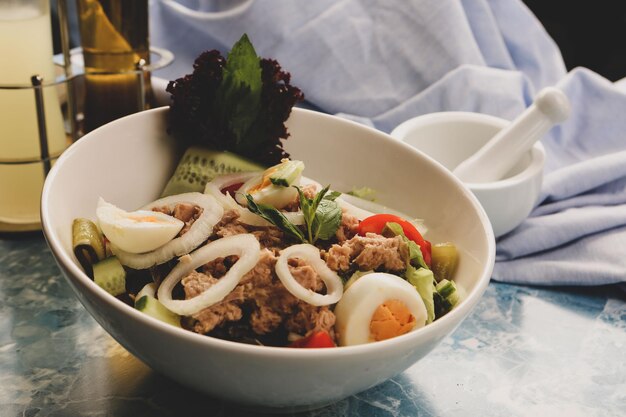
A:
334;272;427;346
96;198;184;254
236;173;301;209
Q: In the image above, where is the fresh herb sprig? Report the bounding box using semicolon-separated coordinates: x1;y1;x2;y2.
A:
245;195;305;243
167;34;304;165
245;186;342;244
297;185;342;244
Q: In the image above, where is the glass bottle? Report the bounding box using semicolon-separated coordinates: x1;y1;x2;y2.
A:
0;0;66;230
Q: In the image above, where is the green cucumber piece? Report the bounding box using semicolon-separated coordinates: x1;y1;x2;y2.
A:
161;147;265;197
268;160;304;187
93;256;126;296
405;266;436;324
135;295;181;328
434;279;460;318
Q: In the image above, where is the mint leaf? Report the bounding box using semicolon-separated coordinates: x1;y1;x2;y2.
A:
295;185;342;244
313;199;342;241
215;34;262;146
245;195;305;242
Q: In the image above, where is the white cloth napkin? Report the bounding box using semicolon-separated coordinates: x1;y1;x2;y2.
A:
151;0;626;285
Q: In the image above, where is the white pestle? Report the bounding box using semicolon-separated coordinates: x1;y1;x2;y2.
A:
453;87;570;183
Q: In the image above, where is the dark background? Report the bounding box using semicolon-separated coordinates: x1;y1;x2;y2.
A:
523;0;626;81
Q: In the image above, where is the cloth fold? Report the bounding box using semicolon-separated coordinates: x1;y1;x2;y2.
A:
151;0;626;285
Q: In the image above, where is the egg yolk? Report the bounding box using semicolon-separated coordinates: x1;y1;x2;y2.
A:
129;215;160;223
249;166;279;193
369;299;416;341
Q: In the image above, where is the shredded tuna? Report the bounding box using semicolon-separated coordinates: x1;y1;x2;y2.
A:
285;305;336;339
182;270;245;334
325;233;408;272
213;209;248;238
182;245;336;339
213;209;287;252
153;203;203;236
283;183;318;212
335;210;359;243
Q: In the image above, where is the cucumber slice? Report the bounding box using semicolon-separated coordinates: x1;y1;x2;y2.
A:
161;147;265;197
135;295;182;328
405;266;436;324
269;160;304;187
434;279;460;318
93;256;126;296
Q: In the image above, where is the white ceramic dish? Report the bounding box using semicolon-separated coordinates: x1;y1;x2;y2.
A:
41;107;495;409
391;112;545;238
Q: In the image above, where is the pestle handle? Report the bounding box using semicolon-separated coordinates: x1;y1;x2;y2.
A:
453;87;570;183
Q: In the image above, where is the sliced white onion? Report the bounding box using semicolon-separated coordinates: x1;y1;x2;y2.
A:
112;193;224;269
338;194;428;236
206;171;260;191
157;234;261;316
336;197;376;221
275;244;343;306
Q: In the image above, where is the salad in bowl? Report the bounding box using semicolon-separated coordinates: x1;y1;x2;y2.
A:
75;156;461;348
42;35;494;408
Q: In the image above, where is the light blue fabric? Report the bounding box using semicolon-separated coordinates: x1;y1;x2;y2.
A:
150;0;626;286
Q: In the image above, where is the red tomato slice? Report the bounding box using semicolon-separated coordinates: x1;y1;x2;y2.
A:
358;214;431;267
289;331;335;348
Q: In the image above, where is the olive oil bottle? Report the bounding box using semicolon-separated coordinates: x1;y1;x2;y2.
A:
77;0;152;132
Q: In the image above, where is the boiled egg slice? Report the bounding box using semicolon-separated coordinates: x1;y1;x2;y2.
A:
96;198;184;254
334;272;427;346
236;159;304;209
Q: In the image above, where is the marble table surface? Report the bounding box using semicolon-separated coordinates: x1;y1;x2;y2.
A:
1;232;624;417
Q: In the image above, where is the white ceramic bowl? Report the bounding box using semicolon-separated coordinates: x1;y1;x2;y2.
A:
41;107;495;410
391;112;545;238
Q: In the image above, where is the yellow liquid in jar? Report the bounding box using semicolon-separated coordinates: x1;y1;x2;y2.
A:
0;6;67;225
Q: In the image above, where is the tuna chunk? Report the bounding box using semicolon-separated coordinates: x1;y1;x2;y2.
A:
153;203;203;236
285;305;336;339
181;270;245;334
182;208;342;342
335;210;359;243
182;248;337;340
213;209;287;251
325;233;408;272
282;183;319;212
213;209;249;238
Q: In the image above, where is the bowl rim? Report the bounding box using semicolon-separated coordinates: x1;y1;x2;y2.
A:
390;111;546;191
41;106;495;358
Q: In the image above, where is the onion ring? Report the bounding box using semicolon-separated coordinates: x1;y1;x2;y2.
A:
112;193;223;269
275;244;343;306
157;234;261;316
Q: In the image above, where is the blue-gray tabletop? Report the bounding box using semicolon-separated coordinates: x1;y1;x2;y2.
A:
1;233;624;417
